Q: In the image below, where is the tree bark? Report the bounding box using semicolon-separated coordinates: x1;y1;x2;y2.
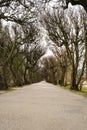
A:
70;66;79;90
2;65;8;89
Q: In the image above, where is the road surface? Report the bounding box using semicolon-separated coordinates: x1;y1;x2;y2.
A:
0;81;87;130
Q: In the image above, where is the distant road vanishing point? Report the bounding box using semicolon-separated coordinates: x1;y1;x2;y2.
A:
0;81;87;130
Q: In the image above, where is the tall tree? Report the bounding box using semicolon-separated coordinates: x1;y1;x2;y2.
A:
42;7;86;90
0;0;46;89
51;45;69;86
0;22;14;89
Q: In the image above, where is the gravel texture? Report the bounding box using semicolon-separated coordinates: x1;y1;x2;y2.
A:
0;81;87;130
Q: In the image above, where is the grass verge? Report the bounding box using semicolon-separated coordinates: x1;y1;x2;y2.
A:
58;85;87;98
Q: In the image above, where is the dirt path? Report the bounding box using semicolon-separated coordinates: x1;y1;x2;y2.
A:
0;81;87;130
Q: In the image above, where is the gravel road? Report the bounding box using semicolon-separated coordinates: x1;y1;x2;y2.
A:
0;81;87;130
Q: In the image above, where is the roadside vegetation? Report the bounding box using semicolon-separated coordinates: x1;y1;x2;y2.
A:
58;85;87;97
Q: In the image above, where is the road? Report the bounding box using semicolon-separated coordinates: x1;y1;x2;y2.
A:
0;81;87;130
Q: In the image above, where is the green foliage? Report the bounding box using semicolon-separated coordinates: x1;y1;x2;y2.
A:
81;87;87;93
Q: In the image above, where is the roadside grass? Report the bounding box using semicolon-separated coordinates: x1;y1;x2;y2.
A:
59;85;87;97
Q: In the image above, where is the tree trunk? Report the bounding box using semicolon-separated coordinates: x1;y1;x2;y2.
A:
59;68;66;86
70;67;79;90
85;24;87;80
2;65;8;89
59;74;65;86
24;67;28;84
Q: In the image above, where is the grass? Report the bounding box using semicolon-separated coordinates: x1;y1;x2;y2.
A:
81;87;87;93
59;85;87;97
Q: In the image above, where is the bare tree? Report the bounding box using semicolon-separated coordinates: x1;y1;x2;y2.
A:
18;24;46;84
0;21;14;89
0;0;36;24
0;20;46;89
42;8;86;90
40;56;58;84
0;0;46;89
51;45;69;86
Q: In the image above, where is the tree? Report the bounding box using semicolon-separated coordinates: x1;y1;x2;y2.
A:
0;0;36;24
0;21;14;89
20;23;46;84
40;56;58;84
51;45;69;86
42;7;86;90
0;0;47;89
